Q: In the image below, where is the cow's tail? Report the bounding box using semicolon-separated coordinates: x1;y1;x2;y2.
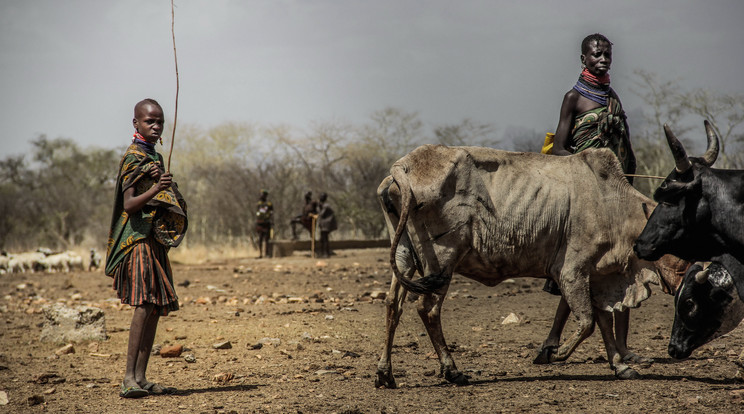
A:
389;167;448;295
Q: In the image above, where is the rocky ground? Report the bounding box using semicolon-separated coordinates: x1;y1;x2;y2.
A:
2;247;744;413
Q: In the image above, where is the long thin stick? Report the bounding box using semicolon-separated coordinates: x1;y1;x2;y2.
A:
624;173;666;180
311;216;317;258
167;0;179;173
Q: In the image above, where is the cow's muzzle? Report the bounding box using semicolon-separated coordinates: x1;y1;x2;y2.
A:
633;241;663;261
668;343;692;360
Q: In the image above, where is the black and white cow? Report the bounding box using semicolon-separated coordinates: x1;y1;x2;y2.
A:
669;255;744;359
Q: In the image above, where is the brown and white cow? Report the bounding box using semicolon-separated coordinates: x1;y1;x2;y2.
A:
376;144;685;387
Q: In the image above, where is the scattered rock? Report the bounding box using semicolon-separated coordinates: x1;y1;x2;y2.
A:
55;343;75;356
212;372;234;383
160;344;183;358
501;313;522;325
248;343;263;350
32;373;64;384
27;395;44;406
177;280;190;287
258;337;281;346
213;341;232;350
233;266;252;274
40;303;107;343
684;396;702;406
89;353;111;358
0;391;7;406
184;354;196;363
731;389;744;401
369;291;386;300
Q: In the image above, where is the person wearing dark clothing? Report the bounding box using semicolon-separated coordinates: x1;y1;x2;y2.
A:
537;34;646;366
255;189;273;258
106;98;187;398
290;191;318;241
316;193;337;258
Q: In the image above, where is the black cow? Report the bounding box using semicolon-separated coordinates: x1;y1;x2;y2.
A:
633;120;744;301
632;120;744;358
669;255;744;359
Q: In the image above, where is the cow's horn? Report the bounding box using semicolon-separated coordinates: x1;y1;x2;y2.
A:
664;124;692;173
694;267;710;284
701;120;720;166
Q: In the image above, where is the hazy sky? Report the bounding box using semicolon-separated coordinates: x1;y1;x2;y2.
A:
1;0;743;158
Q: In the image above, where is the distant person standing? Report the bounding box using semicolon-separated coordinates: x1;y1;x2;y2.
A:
316;192;337;258
255;189;273;258
290;191;318;241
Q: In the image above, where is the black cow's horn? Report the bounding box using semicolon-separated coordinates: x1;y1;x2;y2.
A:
694;267;710;284
702;120;720;166
664;124;692;173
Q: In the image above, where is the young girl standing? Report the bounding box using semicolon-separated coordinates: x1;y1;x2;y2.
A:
105;99;188;398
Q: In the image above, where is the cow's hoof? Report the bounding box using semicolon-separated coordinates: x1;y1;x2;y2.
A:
444;370;470;386
375;370;397;389
615;365;641;380
533;346;557;365
622;352;654;368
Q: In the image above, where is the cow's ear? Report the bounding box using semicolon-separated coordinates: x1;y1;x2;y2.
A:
641;203;652;220
653;177;699;202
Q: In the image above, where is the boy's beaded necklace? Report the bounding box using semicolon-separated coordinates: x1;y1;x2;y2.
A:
133;132;157;153
573;68;611;106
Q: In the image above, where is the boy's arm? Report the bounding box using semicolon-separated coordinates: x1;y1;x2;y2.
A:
123;173;172;215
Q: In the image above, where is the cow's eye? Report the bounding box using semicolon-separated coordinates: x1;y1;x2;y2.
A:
685;298;697;316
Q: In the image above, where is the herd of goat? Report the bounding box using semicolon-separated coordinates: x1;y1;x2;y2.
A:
0;248;100;274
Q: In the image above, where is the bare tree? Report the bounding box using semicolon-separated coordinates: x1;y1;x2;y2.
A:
629;70;744;196
505;126;544;153
434;119;499;147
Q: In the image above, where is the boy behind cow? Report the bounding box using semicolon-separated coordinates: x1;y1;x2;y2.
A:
105;99;188;398
538;33;645;366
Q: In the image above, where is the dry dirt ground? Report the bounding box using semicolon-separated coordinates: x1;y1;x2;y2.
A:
2;247;744;413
